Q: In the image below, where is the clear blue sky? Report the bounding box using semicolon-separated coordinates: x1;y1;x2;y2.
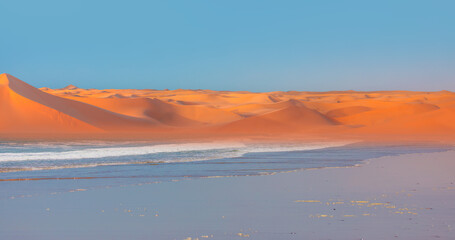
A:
1;0;454;91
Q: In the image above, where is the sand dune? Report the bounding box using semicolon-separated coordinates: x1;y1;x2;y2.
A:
0;75;100;134
325;106;372;118
331;102;440;127
3;73;455;140
63;97;241;126
354;107;455;135
218;99;337;134
0;74;158;134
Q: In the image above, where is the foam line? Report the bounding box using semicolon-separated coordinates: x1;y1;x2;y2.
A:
0;141;353;163
0;143;245;162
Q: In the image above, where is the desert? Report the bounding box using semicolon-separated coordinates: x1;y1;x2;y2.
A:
2;1;454;239
1;73;454;142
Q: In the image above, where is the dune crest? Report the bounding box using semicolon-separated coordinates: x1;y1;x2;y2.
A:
218;99;337;134
2;73;455;140
0;74;158;134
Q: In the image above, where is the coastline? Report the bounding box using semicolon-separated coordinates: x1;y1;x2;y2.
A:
1;147;454;239
3;2;455;240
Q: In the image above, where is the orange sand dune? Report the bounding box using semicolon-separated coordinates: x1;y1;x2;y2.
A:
218;99;338;134
0;74;158;134
3;73;455;141
62;96;241;126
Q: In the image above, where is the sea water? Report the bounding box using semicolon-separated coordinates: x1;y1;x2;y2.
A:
0;141;452;199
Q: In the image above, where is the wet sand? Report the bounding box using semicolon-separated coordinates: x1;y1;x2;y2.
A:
1;150;454;239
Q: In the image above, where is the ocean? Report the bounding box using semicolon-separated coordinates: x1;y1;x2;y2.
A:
0;141;452;200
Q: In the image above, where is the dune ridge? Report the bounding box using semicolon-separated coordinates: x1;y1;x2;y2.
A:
0;74;158;134
2;73;455;141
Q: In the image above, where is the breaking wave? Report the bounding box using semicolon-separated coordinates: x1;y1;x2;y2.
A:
0;141;354;172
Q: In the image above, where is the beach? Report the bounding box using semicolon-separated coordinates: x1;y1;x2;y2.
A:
1;74;455;239
2;1;455;239
1;144;454;240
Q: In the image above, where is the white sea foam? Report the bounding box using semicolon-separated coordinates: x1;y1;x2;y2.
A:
244;141;354;153
0;143;244;162
0;141;354;163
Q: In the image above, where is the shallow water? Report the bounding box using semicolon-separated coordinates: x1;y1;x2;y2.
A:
0;141;452;200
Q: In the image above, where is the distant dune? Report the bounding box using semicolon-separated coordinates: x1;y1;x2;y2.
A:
1;73;455;141
218;99;337;134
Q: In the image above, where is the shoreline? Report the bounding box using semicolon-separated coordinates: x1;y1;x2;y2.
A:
1;147;455;239
0;141;449;179
2;132;455;143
